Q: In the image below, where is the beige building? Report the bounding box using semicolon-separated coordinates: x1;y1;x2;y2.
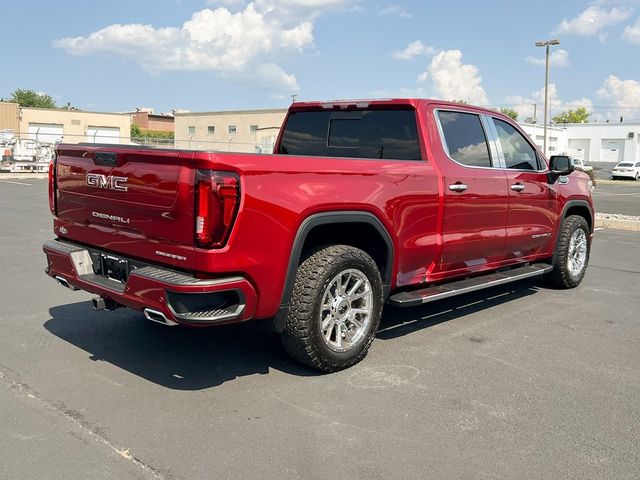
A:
17;107;131;144
0;102;20;132
174;108;287;153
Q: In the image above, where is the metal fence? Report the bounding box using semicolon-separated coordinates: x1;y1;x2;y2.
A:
0;131;276;173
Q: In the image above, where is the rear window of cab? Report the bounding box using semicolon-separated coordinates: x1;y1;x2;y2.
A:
278;109;422;161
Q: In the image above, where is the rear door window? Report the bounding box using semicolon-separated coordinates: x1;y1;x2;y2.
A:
492;118;541;171
278;109;422;160
437;111;493;168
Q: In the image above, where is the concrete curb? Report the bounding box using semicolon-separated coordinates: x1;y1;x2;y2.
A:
595;179;639;186
595;214;640;232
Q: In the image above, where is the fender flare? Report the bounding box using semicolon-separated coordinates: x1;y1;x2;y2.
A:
272;211;394;332
560;199;594;233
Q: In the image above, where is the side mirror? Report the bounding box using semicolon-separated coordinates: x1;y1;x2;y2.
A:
548;155;574;183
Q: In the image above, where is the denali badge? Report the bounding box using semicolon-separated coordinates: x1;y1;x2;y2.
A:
155;250;187;261
86;173;128;192
92;211;130;224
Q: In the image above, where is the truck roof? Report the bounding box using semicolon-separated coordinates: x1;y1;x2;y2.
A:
289;98;499;116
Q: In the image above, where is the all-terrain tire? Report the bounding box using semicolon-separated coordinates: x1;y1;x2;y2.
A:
281;245;383;372
545;215;590;289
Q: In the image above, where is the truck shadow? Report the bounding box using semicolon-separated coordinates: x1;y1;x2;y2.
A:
44;303;316;390
44;279;541;390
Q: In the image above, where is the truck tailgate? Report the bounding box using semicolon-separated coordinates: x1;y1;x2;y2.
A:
54;144;196;269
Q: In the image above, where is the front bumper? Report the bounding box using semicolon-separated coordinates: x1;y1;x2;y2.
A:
43;239;257;326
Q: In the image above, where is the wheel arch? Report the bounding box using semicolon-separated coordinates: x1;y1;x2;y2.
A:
562;200;594;233
272;211;395;332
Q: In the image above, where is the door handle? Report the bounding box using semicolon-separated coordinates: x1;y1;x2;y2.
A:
449;183;468;192
510;183;525;192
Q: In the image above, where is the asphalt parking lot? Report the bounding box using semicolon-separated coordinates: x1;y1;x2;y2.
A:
1;179;639;480
592;182;640;216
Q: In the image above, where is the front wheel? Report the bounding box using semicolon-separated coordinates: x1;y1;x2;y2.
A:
545;215;590;289
281;245;383;372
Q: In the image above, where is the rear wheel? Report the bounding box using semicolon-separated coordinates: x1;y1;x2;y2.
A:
545;215;590;289
281;245;383;372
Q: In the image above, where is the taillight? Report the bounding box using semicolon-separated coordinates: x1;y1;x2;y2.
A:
195;170;240;248
48;154;57;215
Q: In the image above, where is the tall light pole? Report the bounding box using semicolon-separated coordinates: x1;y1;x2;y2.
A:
535;39;560;157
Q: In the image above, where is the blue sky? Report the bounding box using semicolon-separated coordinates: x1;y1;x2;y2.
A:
2;0;640;121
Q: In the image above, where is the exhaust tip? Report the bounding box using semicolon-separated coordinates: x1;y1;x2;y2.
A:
144;308;178;326
56;276;78;291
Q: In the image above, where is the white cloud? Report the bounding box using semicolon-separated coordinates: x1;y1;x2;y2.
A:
623;17;640;42
418;50;488;105
505;85;593;123
391;40;436;61
369;86;430;98
525;49;570;68
380;4;412;19
554;5;632;36
254;63;299;90
597;75;640;114
54;1;355;91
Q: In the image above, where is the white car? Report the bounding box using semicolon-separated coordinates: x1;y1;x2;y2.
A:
611;161;640;180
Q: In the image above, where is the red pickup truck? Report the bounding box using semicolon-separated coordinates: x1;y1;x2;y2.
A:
43;99;594;372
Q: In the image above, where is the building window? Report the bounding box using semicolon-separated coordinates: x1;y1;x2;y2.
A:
250;124;258;133
228;125;237;135
188;126;195;135
207;126;215;135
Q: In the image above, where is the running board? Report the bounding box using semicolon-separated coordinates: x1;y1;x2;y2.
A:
388;263;553;308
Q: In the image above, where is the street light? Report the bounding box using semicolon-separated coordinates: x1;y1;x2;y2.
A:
535;39;560;157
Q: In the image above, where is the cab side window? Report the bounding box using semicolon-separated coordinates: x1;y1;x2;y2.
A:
492;118;540;170
437;111;493;168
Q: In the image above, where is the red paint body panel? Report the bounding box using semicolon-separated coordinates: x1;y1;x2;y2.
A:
45;98;594;324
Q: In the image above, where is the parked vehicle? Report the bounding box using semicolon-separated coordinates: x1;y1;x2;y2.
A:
43;99;594;371
571;157;593;174
611;161;640;180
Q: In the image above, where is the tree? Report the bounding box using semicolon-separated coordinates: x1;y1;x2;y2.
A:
450;99;469;104
499;107;519;121
3;89;57;108
552;107;590;124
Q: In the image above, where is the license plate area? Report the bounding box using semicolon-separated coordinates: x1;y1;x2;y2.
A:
95;254;129;283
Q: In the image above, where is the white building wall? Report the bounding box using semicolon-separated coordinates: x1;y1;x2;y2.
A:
518;122;640;163
562;123;640;163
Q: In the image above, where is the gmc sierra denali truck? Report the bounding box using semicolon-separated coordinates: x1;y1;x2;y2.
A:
43;99;594;372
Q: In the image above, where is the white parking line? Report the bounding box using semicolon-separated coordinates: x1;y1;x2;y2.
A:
0;180;32;186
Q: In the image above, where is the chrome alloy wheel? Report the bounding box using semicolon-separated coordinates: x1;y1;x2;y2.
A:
319;269;373;353
567;228;588;277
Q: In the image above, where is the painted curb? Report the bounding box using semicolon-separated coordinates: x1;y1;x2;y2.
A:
595;217;640;232
595;179;639;186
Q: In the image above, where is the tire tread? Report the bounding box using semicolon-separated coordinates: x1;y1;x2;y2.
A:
281;245;382;372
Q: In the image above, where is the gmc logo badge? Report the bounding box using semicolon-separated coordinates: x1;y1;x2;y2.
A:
86;173;128;192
